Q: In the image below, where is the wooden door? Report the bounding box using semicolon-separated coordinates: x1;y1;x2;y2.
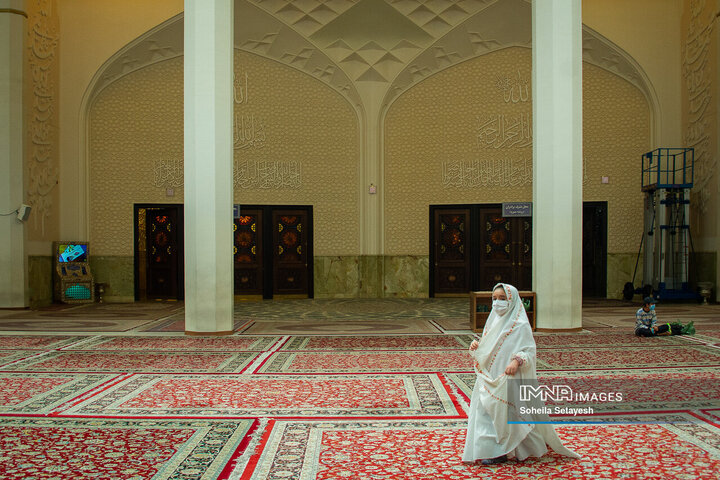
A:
583;202;607;297
515;217;532;290
433;209;471;295
477;206;532;291
272;209;309;296
145;207;181;299
234;209;263;296
478;207;513;290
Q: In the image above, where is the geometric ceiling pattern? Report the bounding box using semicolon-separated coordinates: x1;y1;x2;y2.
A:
92;0;653;118
250;0;495;84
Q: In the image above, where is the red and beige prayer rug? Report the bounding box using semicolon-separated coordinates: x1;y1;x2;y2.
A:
0;416;256;479
239;416;720;480
0;299;718;479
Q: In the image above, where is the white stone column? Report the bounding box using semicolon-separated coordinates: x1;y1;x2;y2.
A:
532;0;583;330
184;0;234;334
0;1;28;308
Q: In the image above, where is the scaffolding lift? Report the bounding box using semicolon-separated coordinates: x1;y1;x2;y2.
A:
638;148;699;301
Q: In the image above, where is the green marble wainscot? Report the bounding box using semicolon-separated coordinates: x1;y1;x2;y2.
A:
313;256;428;298
313;256;361;298
359;255;383;298
607;252;641;300
607;251;717;301
89;256;135;302
383;255;429;298
28;255;53;308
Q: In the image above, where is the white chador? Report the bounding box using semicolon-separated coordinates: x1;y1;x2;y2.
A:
462;283;580;462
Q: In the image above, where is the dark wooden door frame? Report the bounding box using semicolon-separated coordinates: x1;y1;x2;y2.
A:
238;204;314;299
430;203;532;296
431;208;472;295
429;204;482;297
133;203;185;301
234;208;264;296
582;201;608;298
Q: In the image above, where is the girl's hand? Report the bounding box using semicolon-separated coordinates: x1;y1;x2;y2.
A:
505;359;520;376
469;340;479;351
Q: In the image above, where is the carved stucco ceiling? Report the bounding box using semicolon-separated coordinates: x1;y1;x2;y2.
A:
92;0;653;114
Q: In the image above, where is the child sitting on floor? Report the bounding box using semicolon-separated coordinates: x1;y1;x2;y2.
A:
635;296;693;337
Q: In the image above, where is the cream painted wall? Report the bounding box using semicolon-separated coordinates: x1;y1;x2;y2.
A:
89;52;359;257
54;3;681;255
54;0;182;255
385;48;650;257
46;1;687;300
583;0;682;147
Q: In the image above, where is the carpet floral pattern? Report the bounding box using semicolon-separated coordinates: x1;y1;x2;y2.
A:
281;335;474;351
446;370;720;412
0;350;42;367
257;351;472;373
0;372;115;413
1;351;260;373
690;328;720;345
0;335;86;349
0;416;255;480
65;373;461;417
69;336;280;351
241;318;441;335
242;416;720;480
533;332;689;348
536;345;720;369
0;299;718;479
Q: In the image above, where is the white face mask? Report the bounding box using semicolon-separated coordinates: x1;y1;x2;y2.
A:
492;299;509;315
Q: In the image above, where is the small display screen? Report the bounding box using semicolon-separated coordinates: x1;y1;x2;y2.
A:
58;244;88;263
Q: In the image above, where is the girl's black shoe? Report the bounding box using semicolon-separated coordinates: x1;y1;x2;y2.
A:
480;454;508;465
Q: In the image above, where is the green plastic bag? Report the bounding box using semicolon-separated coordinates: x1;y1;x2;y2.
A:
681;321;695;335
669;321;695;336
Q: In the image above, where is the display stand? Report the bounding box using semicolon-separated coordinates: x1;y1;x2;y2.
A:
469;291;536;332
53;241;95;303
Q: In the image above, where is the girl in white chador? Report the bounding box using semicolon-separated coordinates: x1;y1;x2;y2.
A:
463;283;580;465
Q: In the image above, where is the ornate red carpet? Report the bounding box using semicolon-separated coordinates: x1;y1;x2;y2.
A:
0;300;719;479
242;417;720;480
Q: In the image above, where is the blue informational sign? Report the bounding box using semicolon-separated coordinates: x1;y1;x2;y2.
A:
502;202;532;217
233;205;241;219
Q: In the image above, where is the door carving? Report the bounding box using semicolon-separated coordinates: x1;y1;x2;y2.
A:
135;205;183;300
234;209;263;295
430;204;532;296
433;209;471;295
478;206;531;291
272;210;309;296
